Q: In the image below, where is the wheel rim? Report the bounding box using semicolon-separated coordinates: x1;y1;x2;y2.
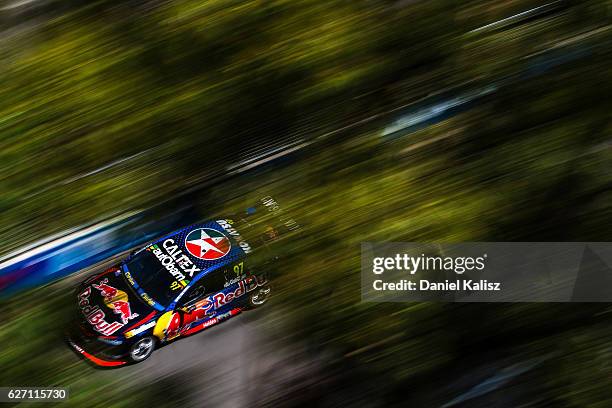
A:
130;337;154;361
251;287;271;305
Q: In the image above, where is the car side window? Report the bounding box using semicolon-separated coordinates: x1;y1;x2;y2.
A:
183;285;206;304
182;271;226;305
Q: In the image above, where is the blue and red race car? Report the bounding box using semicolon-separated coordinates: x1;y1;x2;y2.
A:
67;197;298;366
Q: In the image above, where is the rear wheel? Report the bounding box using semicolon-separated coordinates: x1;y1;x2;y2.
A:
247;285;271;308
128;336;155;363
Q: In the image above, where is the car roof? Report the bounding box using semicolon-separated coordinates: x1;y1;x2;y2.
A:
152;219;249;280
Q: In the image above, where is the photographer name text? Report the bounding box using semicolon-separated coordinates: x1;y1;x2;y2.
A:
371;253;501;293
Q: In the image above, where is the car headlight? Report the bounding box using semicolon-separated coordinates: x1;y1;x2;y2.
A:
97;337;124;346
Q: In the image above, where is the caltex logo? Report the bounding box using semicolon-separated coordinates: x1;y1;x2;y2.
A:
185;228;231;260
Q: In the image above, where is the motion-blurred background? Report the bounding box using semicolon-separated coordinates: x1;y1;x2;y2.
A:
0;0;611;406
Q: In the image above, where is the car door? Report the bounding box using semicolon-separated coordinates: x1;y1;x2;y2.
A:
155;272;224;339
181;271;225;310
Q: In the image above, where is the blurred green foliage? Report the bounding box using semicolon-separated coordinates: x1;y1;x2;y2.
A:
1;0;608;252
0;0;458;251
207;20;611;402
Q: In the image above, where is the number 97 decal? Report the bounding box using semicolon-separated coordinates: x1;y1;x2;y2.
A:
233;262;244;277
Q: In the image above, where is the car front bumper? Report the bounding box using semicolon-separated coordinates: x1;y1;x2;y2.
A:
66;322;130;367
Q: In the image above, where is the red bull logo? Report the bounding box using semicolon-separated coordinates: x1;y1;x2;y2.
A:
204;274;268;312
92;279;118;300
77;287;123;336
152;274;267;342
159;307;241;340
92;279;139;324
163;308;208;340
109;300;137;324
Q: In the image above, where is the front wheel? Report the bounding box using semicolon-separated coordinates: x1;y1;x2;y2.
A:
247;285;271;309
128;336;155;363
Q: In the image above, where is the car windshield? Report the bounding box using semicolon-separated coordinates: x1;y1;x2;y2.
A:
124;250;180;308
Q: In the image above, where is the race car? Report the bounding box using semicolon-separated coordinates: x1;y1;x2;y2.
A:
67;196;298;367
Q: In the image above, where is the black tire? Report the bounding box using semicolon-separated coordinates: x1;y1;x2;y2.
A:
128;336;155;363
246;285;272;309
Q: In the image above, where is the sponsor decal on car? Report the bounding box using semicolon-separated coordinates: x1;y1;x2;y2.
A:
154;312;177;341
140;292;156;306
216;219;252;253
161;239;201;276
153;309;201;341
185;228;232;260
78;287;124;336
92;279;139;324
152;275;265;342
223;274;246;288
223;261;246;287
149;243;194;283
124;271;136;285
201;274;268;313
158;307;242;339
182;308;241;336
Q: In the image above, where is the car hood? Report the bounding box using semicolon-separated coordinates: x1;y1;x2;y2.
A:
77;267;154;337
